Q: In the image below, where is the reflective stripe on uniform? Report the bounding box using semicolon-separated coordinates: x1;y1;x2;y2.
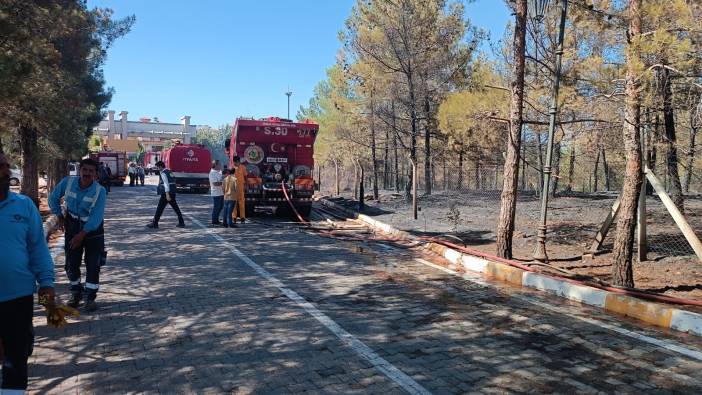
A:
64;176;102;222
84;282;99;290
70;280;81;285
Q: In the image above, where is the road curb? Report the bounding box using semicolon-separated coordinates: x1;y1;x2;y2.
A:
318;198;702;337
43;214;59;240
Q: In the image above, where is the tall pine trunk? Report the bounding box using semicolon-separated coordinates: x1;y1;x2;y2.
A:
566;146;575;192
458;149;464;190
593;148;600;192
658;65;684;210
496;0;527;259
370;97;379;200
612;0;643;288
602;146;611;191
683;123;697;193
48;158;68;192
646;117;658;195
383;128;390;190
550;141;561;197
20;126;40;206
536;132;544;195
520;133;527;190
423;97;432;195
392;102;401;193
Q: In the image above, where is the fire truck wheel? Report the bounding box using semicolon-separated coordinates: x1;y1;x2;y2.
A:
297;205;312;218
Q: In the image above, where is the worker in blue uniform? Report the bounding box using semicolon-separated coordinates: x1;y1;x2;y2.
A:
49;158;106;312
0;152;55;394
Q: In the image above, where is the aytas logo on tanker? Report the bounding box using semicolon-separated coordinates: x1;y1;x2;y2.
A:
183;149;198;162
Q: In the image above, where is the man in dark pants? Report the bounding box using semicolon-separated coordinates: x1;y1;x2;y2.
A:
147;160;185;228
49;158;107;312
0;152;55;394
98;162;111;194
209;160;224;226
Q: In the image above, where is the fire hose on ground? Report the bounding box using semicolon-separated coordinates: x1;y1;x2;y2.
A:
280;184;702;308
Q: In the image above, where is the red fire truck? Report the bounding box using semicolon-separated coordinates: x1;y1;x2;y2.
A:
229;117;317;217
162;143;212;193
89;151;127;186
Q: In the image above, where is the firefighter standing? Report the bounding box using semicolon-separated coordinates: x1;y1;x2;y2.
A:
232;156;247;224
48;158;106;312
147;160;185;228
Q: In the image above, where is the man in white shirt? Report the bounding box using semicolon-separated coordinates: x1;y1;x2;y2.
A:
209;160;224;226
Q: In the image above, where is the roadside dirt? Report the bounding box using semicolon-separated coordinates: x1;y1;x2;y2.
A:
325;191;702;302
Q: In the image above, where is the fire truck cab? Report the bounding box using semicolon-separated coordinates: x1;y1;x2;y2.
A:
162;143;212;193
230;117;318;217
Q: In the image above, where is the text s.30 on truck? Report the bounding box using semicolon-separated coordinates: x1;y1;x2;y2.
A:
162;142;212;193
229;117;317;217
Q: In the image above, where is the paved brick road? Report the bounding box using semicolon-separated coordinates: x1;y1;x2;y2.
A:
28;184;702;394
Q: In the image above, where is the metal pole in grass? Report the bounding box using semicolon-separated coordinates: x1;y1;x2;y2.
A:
531;0;568;263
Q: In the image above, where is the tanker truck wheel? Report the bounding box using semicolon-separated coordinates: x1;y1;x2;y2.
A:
297;205;312;218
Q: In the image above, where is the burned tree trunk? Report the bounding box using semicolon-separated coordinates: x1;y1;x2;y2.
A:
20;126;40;206
566;146;575;193
423;96;432;195
612;0;643;288
601;146;611;191
550;141;561;197
682;124;697;193
370;98;379;200
458;149;464;190
593;147;600;192
658;64;684;210
496;0;527;259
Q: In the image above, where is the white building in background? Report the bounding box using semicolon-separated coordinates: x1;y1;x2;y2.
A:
91;110;197;155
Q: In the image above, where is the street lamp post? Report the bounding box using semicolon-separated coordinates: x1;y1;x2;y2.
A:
285;90;292;119
530;0;568;263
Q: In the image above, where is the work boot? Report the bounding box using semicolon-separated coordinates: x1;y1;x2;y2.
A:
146;221;158;229
67;294;82;308
176;222;186;228
84;300;98;312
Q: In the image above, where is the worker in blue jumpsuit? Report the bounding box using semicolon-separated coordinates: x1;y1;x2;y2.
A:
49;158;106;312
0;152;55;393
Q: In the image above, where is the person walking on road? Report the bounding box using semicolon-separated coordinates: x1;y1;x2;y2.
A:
147;161;185;229
98;162;111;194
48;158;106;312
137;165;145;186
0;152;55;394
222;167;238;228
128;163;136;186
232;156;248;224
209;160;224;226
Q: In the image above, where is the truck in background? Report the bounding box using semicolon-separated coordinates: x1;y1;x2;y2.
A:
162;143;212;193
230;116;317;217
89;151;127;186
144;151;162;175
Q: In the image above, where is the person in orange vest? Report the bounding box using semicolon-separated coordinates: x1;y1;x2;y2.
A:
232;156;248;224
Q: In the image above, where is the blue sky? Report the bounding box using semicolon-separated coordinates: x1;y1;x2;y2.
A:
87;0;511;128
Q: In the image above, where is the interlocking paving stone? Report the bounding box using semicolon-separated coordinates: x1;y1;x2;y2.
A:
24;186;702;393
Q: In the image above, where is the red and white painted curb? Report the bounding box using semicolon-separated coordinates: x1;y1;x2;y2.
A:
319;198;702;337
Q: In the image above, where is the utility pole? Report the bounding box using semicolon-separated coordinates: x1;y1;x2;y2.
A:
285;89;292;119
531;0;568;263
